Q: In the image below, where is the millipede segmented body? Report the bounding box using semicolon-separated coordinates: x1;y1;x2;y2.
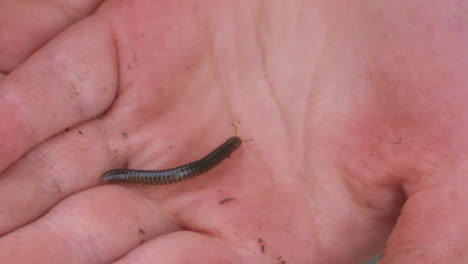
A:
101;136;242;185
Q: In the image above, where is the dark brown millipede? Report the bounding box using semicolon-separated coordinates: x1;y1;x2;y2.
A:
101;136;242;185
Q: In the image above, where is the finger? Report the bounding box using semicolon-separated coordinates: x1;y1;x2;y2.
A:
0;16;118;172
0;119;116;235
0;0;104;71
379;181;468;263
0;186;180;263
112;231;247;264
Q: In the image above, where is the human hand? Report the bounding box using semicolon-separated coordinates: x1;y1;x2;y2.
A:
0;1;467;263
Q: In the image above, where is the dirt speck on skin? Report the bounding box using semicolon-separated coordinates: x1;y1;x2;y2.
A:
392;137;403;144
257;238;266;253
219;197;235;204
185;63;195;70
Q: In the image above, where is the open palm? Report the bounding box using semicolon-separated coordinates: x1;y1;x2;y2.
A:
1;1;467;264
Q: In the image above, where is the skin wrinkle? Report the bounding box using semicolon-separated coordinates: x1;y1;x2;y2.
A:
22;147;65;191
299;2;331;190
284;3;321;176
68;78;86;120
106;20;123;100
340;162;404;220
214;41;237;133
209;7;241;126
253;4;290;140
36;216;86;261
48;216;110;263
203;9;219;90
94;21;124;169
96;120;125;174
251;4;302;190
41;169;65;195
301;38;327;188
50;47;89;120
131;188;181;233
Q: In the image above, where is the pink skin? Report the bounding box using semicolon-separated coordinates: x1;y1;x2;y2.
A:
0;0;467;263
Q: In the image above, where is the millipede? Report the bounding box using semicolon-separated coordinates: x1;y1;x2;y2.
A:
101;136;242;185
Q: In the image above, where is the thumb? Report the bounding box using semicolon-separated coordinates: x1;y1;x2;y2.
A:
379;180;468;263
